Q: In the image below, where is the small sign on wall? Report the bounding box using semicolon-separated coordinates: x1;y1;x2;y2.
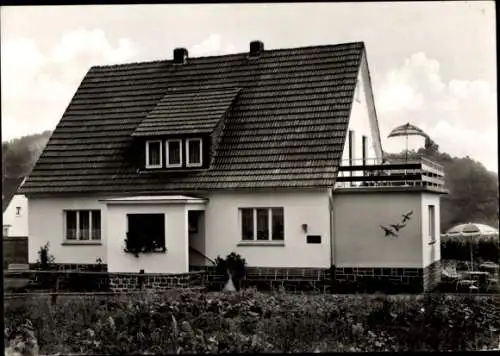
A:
307;235;321;244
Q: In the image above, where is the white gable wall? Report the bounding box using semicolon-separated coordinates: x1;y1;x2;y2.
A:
203;190;331;268
27;191;332;270
341;53;383;168
333;192;423;268
28;196;106;264
3;194;29;237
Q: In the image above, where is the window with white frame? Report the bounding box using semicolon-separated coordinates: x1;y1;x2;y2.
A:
240;207;284;241
65;210;101;241
428;205;436;242
186;138;202;167
166;139;182;168
145;140;162;168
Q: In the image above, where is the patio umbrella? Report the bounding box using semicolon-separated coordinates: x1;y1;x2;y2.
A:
446;222;491;271
387;122;429;161
445;222;499;238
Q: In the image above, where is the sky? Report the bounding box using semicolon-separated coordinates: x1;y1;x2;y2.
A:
1;2;497;172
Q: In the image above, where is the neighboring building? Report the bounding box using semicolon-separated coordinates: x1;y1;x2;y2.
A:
20;41;447;291
2;177;28;237
2;176;29;268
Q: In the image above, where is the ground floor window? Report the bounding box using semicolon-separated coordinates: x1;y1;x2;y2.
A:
240;207;284;241
126;213;166;252
65;210;101;241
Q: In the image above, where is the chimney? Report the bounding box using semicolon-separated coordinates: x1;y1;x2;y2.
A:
249;40;264;58
173;48;188;64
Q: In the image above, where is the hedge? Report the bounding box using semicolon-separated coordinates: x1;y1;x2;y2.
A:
441;235;499;262
4;290;500;354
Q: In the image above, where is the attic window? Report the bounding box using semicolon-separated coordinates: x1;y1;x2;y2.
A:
146;140;162;169
186;138;202;167
166;139;182;168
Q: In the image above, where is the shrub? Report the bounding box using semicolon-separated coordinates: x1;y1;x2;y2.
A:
214;252;247;291
36;243;55;270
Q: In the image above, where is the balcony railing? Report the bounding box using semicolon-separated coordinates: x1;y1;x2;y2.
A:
335;157;446;191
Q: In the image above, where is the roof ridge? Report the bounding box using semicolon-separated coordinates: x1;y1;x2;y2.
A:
90;41;365;70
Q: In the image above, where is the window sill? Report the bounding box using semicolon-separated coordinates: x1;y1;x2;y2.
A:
62;241;102;246
139;168;206;174
237;241;285;247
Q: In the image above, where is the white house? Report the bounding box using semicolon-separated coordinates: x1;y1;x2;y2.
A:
2;177;28;237
20;41;446;291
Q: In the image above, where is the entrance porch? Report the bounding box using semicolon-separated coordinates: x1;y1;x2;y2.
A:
100;195;207;273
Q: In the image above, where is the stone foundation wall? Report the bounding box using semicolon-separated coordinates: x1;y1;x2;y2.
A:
28;263;108;272
14;262;441;294
190;265;331;292
108;271;206;292
12;265;206;292
334;266;425;293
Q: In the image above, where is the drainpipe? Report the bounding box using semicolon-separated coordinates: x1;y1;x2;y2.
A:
328;187;337;292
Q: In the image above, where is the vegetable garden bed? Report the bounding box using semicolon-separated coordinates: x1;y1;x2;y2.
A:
4;289;500;354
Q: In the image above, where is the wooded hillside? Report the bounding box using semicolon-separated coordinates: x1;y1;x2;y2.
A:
2;130;52;179
2;132;498;232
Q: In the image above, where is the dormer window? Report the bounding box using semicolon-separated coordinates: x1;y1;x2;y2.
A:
186;138;203;167
146;140;162;169
166;139;182;168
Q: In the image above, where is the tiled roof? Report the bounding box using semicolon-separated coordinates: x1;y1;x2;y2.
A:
2;177;25;212
133;88;241;137
21;42;366;195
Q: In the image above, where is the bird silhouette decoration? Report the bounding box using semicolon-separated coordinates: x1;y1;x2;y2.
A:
380;209;414;238
390;223;406;232
401;210;414;223
380;225;398;237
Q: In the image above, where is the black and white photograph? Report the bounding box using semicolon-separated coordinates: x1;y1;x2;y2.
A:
2;1;499;354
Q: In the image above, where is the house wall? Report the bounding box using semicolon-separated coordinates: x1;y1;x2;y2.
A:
27;196;106;264
341;53;383;167
421;193;441;267
106;203;188;273
3;194;29;237
203;190;331;268
332;192;424;268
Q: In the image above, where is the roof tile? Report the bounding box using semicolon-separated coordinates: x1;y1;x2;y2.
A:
21;42;366;195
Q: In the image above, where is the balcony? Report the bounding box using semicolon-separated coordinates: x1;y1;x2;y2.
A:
335;157;447;193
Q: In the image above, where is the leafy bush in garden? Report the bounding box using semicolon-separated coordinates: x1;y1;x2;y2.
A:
4;291;500;354
214;252;247;290
35;243;55;270
4;319;39;356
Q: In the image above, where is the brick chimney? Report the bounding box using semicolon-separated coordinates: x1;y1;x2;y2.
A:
173;48;188;64
249;40;264;58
